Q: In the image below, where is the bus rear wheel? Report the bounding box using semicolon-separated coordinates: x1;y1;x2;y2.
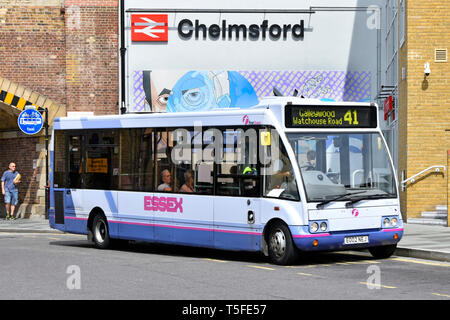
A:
92;214;111;249
267;222;299;265
368;244;397;259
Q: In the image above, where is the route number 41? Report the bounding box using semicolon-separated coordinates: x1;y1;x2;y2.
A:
344;110;359;125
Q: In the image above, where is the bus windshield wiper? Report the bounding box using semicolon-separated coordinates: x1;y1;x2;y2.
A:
344;194;394;208
316;191;366;209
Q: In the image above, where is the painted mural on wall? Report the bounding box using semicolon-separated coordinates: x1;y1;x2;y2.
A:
132;70;371;112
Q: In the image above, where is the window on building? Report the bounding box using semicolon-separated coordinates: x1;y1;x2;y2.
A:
399;0;405;48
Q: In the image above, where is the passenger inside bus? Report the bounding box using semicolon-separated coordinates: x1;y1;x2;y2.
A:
157;169;172;192
180;169;194;193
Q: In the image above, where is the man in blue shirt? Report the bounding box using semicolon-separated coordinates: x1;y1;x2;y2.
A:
1;162;21;220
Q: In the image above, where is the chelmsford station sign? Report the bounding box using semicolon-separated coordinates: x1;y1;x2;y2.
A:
131;14;304;42
177;19;305;41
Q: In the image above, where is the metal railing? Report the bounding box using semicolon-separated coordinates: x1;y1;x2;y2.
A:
400;165;446;191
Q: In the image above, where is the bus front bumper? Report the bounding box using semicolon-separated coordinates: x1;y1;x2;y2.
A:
291;226;403;252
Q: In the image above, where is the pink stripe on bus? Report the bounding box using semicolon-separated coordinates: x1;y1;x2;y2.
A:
64;216;88;221
382;228;403;232
293;233;331;238
109;219;262;236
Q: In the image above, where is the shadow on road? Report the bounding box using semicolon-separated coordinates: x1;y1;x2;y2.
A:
49;237;378;266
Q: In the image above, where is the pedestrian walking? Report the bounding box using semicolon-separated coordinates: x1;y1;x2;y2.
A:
1;162;21;220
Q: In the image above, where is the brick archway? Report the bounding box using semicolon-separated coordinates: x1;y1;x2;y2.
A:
0;77;66;219
0;77;66;133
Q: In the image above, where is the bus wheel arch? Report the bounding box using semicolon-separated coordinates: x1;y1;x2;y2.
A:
263;218;299;265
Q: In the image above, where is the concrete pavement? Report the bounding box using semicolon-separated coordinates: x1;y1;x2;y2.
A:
0;218;449;262
0;217;60;234
395;223;450;262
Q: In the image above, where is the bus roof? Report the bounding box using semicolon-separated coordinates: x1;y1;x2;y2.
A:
254;97;376;108
53;98;378;131
54;107;270;130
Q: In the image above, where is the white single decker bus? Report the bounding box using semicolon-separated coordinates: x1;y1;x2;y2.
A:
49;97;403;265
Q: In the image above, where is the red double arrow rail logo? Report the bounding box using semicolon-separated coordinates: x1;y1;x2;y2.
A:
131;14;168;42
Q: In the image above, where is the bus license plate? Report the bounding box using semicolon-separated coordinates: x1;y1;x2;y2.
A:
344;235;369;245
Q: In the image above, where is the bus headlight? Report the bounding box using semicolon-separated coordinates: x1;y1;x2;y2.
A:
382;216;400;228
391;217;398;227
310;221;328;233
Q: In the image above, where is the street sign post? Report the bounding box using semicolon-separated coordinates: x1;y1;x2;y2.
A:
17;108;49;219
17;108;44;135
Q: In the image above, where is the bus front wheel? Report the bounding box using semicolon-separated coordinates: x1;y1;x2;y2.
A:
368;244;397;259
267;222;299;265
92;214;111;249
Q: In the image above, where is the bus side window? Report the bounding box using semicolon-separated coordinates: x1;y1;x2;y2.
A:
240;127;260;197
262;129;300;201
241;173;259;197
119;128;154;192
217;164;240;196
136;128;154;192
215;128;260;197
53;130;67;188
84;130;120;190
119;129;133;190
172;128;195;194
216;129;240;196
194;162;213;195
68;135;83;189
155;129;172;192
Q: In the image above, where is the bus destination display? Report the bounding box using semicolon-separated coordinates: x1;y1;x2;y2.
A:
285;105;377;128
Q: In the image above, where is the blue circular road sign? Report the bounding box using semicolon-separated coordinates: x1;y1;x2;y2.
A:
18;109;44;135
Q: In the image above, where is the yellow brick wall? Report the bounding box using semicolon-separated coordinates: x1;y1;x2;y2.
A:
400;0;450;218
448;148;450;226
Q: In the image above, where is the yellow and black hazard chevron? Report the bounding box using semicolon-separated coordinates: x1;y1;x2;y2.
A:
0;89;42;111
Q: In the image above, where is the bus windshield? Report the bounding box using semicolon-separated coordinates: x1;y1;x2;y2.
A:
287;132;397;202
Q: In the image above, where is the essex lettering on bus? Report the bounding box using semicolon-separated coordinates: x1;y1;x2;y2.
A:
144;196;183;213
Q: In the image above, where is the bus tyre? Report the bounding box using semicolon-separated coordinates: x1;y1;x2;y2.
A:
92;215;111;249
268;222;299;265
368;244;397;259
